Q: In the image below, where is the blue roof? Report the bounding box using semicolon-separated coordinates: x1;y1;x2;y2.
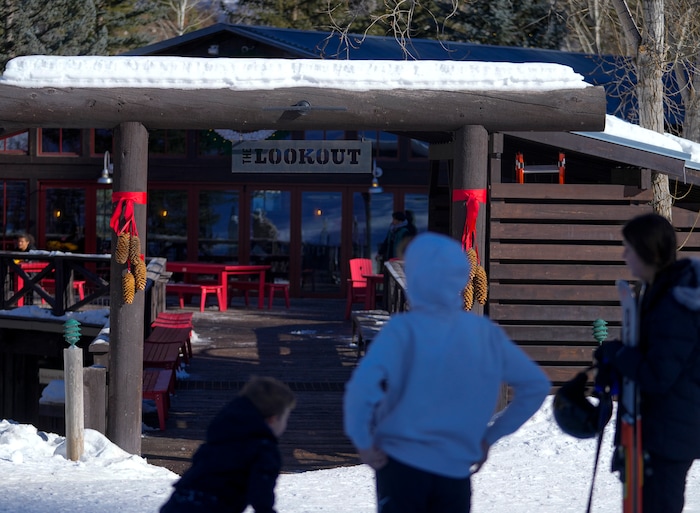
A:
128;24;646;123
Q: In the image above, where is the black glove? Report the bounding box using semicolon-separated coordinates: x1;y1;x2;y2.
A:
593;339;623;396
594;339;623;365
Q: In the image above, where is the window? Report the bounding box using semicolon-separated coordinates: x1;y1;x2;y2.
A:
40;129;81;155
404;193;429;234
93;129;113;155
148;130;186;156
250;190;291;279
301;191;343;292
0;181;29;249
197;130;232;157
45;188;85;252
96;189;113;254
0;130;29;154
354;191;394;270
199;190;239;261
147;189;189;260
357;130;399;159
304;130;346;141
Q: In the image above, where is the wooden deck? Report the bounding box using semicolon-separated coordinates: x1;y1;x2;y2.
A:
141;297;362;475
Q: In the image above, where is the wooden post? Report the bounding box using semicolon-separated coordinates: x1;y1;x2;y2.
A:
107;122;148;454
83;365;107;434
63;346;84;461
451;125;489;317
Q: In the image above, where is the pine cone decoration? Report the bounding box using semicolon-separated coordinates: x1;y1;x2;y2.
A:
128;235;141;263
463;280;474;311
466;248;478;281
122;269;135;304
133;258;147;291
474;265;488;305
115;233;129;264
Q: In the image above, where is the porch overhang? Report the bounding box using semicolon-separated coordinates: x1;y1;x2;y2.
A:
0;56;606;135
505;130;700;186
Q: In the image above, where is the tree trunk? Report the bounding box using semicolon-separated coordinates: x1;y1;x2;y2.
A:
639;0;672;220
613;0;672;220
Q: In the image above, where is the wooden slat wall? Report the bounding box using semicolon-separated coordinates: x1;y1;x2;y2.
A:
488;183;700;387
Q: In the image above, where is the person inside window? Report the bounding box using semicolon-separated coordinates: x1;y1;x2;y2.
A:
15;233;36;252
376;212;410;268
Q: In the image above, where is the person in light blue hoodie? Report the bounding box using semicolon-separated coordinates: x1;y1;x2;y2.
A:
344;232;550;513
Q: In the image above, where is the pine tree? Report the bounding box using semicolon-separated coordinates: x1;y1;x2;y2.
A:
0;0;108;70
97;0;163;55
222;0;565;50
456;0;566;48
221;0;362;32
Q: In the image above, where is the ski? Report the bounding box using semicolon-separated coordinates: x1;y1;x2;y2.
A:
616;280;643;513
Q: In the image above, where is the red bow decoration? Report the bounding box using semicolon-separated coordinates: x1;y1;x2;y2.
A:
452;189;487;254
110;191;147;237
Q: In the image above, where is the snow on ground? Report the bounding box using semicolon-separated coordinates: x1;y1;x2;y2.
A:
3;396;700;513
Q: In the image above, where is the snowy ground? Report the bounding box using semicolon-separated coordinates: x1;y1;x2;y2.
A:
3;396;700;513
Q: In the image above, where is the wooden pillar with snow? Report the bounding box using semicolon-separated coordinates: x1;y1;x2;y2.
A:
451;125;489;316
106;122;149;454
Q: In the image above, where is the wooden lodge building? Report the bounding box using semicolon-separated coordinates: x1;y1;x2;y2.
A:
2;24;700;399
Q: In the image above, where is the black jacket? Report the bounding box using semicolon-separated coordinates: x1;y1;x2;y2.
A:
613;258;700;460
161;396;281;513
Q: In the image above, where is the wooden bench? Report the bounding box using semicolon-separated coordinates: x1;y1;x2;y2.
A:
147;325;192;365
351;310;391;358
143;341;181;395
153;311;194;327
142;368;174;431
166;283;223;312
151;312;194;361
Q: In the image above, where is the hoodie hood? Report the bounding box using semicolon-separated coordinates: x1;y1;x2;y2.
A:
404;232;469;312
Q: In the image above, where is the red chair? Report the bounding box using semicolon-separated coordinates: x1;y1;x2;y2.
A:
344;258;374;319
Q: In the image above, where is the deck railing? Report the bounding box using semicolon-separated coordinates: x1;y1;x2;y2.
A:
383;260;408;313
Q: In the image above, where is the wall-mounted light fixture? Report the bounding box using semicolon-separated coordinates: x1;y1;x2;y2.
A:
369;160;383;194
97;151;113;185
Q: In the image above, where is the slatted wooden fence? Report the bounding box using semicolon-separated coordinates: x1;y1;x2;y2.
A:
488;183;700;390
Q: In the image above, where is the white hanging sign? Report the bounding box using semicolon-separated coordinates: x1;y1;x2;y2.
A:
232;140;372;173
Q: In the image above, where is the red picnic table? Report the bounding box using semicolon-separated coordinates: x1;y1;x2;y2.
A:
166;262;270;310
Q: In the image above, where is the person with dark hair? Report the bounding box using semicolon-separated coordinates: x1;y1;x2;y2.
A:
160;376;296;513
376;211;410;267
596;212;700;513
15;233;36;252
404;210;417;237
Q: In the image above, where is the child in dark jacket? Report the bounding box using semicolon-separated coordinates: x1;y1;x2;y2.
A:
160;376;296;513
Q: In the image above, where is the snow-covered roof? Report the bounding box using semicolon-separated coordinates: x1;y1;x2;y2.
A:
0;55;699;181
0;56;592;92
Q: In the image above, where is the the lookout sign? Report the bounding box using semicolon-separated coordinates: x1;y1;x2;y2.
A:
232;140;372;173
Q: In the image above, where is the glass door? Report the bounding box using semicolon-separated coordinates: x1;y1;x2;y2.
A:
96;189;113;254
44;188;86;253
40;183;111;255
301;191;342;294
250;189;291;283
